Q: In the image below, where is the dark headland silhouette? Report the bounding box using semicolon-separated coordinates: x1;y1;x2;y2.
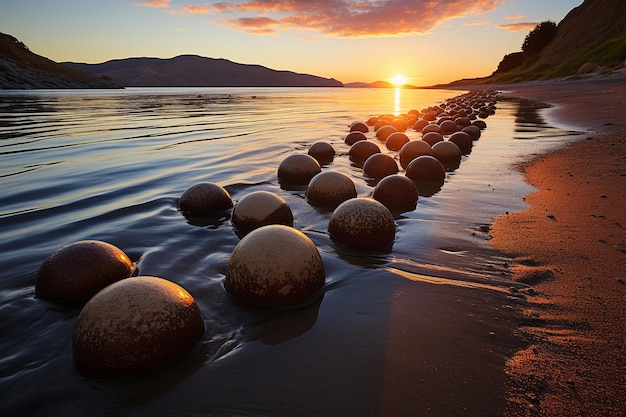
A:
1;0;624;90
64;55;342;88
0;32;119;89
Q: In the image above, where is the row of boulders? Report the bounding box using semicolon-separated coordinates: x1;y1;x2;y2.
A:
34;90;498;379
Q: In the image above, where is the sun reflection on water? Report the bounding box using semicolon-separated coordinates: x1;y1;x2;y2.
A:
394;88;401;115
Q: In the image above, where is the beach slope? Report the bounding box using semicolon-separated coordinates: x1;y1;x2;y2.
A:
489;74;626;416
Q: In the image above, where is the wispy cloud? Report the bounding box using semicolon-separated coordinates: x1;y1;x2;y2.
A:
228;16;281;34
182;4;211;14
464;19;489;26
210;0;505;37
497;22;538;32
506;14;525;19
137;0;171;8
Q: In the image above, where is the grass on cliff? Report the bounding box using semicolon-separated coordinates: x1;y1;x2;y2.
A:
546;34;626;78
483;34;626;84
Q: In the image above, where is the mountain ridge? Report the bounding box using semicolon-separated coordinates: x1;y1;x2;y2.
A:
64;55;343;88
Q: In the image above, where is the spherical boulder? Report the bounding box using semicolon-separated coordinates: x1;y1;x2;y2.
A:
462;125;481;140
36;240;134;302
405;155;446;183
277;154;321;185
375;125;398;142
399;140;433;169
422;123;442;135
374;119;389;131
422;131;444;146
72;276;205;379
362;153;398;180
328;198;396;251
348;140;381;163
385;132;410;151
232;191;293;233
308;142;335;164
432;141;462;171
440;119;458;135
225;225;325;305
448;131;473;154
472;120;487;130
345;131;367;146
366;116;379;126
350;121;369;133
413;119;430;131
455;117;471;128
179;182;233;215
422;112;437;121
306;171;357;207
391;118;408;132
408;109;421;118
372;175;419;213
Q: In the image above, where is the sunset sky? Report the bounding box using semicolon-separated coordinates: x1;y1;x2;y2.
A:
1;0;582;85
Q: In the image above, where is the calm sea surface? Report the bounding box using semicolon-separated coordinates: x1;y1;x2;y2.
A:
0;87;580;416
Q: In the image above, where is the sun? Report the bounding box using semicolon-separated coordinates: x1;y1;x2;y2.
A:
390;74;407;87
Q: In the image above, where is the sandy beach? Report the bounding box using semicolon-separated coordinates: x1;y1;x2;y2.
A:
487;73;626;416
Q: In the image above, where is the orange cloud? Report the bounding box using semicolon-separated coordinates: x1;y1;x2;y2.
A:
497;22;538;32
464;19;488;26
214;1;296;12
227;16;280;34
137;0;171;7
212;0;505;37
182;4;211;14
506;14;526;19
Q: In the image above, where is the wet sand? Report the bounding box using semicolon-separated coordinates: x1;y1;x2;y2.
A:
488;73;626;416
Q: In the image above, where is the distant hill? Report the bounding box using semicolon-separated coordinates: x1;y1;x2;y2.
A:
438;0;626;86
0;32;119;89
65;55;343;88
344;81;418;89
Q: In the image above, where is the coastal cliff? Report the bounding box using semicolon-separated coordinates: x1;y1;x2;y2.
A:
0;32;119;89
440;0;626;86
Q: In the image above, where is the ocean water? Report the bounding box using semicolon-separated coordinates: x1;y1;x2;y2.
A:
0;87;580;416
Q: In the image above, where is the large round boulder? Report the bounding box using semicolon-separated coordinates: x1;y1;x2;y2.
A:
422;131;444;146
363;153;399;180
36;240;134;302
277;154;321;185
308;142;335;165
179;182;233;215
232;191;293;233
350;121;369;133
385;132;410;151
345;131;367;146
348;140;381;163
306;171;357;207
405;155;446;183
72;276;205;379
225;225;325;305
448;131;473;155
398;140;433;169
375;125;398;142
431;141;462;171
372;175;419;213
328;198;396;251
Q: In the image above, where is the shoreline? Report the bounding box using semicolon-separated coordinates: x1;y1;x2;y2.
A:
488;73;626;416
